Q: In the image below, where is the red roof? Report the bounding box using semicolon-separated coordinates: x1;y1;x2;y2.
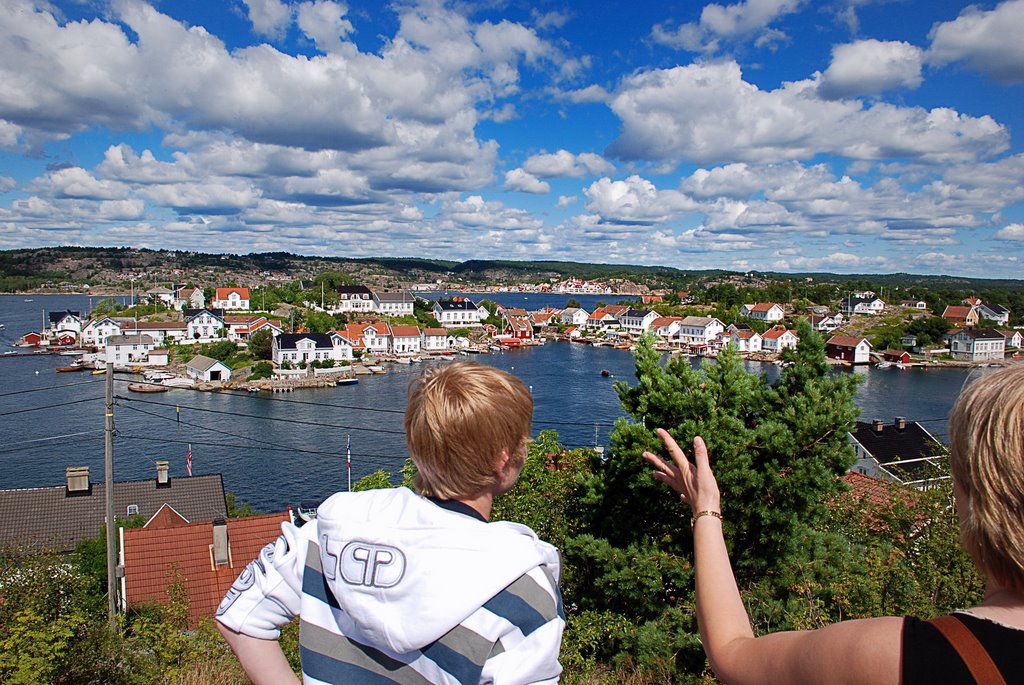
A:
390;325;421;337
123;512;289;627
215;287;250;300
423;328;448;337
762;325;793;340
943;305;974;320
749;302;780;312
827;335;869;347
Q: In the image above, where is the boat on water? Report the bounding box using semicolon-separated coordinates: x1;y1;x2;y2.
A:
600;369;611;377
56;364;86;372
143;370;176;381
127;382;169;393
876;361;893;369
91;368;107;375
162;378;194;388
336;377;359;385
394;357;411;365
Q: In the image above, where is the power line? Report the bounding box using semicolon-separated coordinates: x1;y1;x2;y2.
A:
0;396;101;417
116;380;620;428
0;378;106;398
114;394;406;435
0;433;104;457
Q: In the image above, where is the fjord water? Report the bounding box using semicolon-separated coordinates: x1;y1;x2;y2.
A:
0;294;984;513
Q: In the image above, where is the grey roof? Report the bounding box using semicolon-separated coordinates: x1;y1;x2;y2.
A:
850;420;946;481
186;354;229;372
0;473;226;553
373;291;415;303
624;308;652;318
275;332;336;350
681;316;718;326
48;310;81;323
336;285;373;295
184;308;226;321
107;334;155;346
953;328;1005;340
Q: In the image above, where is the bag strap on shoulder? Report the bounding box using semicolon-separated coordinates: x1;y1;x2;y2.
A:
927;615;1007;685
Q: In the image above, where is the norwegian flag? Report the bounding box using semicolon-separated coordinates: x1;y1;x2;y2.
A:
186;444;193;477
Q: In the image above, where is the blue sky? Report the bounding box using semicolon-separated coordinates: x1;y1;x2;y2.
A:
0;0;1022;278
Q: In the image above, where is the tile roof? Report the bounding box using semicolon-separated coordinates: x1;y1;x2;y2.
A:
942;305;974;319
747;302;779;312
423;328;448;337
215;287;249;300
123;512;288;626
0;473;226;553
390;325;421;337
763;326;794;339
186;354;229;373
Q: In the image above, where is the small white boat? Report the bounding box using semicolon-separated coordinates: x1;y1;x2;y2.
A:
162;378;195;388
876;361;893;369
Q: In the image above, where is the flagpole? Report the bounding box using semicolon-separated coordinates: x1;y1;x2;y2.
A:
347;434;351;492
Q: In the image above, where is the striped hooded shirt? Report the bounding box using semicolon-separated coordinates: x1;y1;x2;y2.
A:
216;488;565;684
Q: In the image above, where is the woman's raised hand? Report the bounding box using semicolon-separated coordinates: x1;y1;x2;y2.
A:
642;428;720;514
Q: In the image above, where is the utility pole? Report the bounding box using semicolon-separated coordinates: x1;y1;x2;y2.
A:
104;362;118;628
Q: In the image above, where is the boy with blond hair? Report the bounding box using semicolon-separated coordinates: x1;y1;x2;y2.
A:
216;362;565;684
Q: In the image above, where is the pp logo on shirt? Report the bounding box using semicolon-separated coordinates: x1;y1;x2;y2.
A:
323;537;406;588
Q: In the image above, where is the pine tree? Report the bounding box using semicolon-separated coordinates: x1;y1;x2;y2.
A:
565;321;863;676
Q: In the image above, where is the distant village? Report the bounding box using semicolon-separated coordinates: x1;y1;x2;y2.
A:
11;275;1022;391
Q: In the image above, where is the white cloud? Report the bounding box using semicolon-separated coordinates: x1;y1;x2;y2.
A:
558;85;609;104
927;0;1024;84
994;223;1024;241
243;0;292;40
0;176;15;192
33;167;129;201
556;195;578;208
584;175;697;225
296;1;355;54
652;0;804;53
818;40;923;99
522;150;614;178
504;169;550;194
606;61;1008;165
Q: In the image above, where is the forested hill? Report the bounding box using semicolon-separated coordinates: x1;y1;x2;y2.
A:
1;246;1023;293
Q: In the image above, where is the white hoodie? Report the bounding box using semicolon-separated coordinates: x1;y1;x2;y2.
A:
216;488;565;684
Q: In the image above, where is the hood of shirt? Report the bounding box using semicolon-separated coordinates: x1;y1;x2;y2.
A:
312;487;559;653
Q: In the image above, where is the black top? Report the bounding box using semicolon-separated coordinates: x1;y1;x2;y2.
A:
902;612;1024;684
426;496;487;523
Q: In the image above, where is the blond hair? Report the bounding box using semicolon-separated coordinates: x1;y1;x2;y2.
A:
949;365;1024;592
405;362;532;499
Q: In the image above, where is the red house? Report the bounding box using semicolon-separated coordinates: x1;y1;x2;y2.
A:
882;349;911;364
503;315;534;340
18;331;43;346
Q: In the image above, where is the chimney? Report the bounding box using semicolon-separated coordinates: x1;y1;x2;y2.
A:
155;460;169;486
66;466;90;493
872;419;884;434
894;417;907;431
212;519;230;566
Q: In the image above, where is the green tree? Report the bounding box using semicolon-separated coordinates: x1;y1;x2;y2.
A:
304;310;336;333
248;329;273;360
565;323;863;676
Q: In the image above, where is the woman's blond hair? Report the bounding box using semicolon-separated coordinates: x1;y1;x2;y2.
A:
949;364;1024;592
404;362;532;499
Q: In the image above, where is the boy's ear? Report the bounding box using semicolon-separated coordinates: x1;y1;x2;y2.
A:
494;448;511;475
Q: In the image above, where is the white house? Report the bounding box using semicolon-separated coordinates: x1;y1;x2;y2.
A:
273;332;354;366
329;285;375;314
649;316;684;344
826;335;872;364
345;322;391;355
806;313;839;332
105;334;157;366
1000;329;1023;350
213;287;250;311
185;309;226;342
679;316;726;348
433;299;485;328
762;325;799;352
224;315;283;342
145;287;175;307
900;300;927;310
949;329;1005;361
48;310;83;336
185;354;232;383
619;309;660;334
978;303;1011;326
740;303;785;321
840;297;885;316
390;325;422;354
373;291;416;318
123;320;188;345
585;307;619;330
173;287;205;310
422;328;449;352
81;317;123;347
724;329;763;353
560;307;590;327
